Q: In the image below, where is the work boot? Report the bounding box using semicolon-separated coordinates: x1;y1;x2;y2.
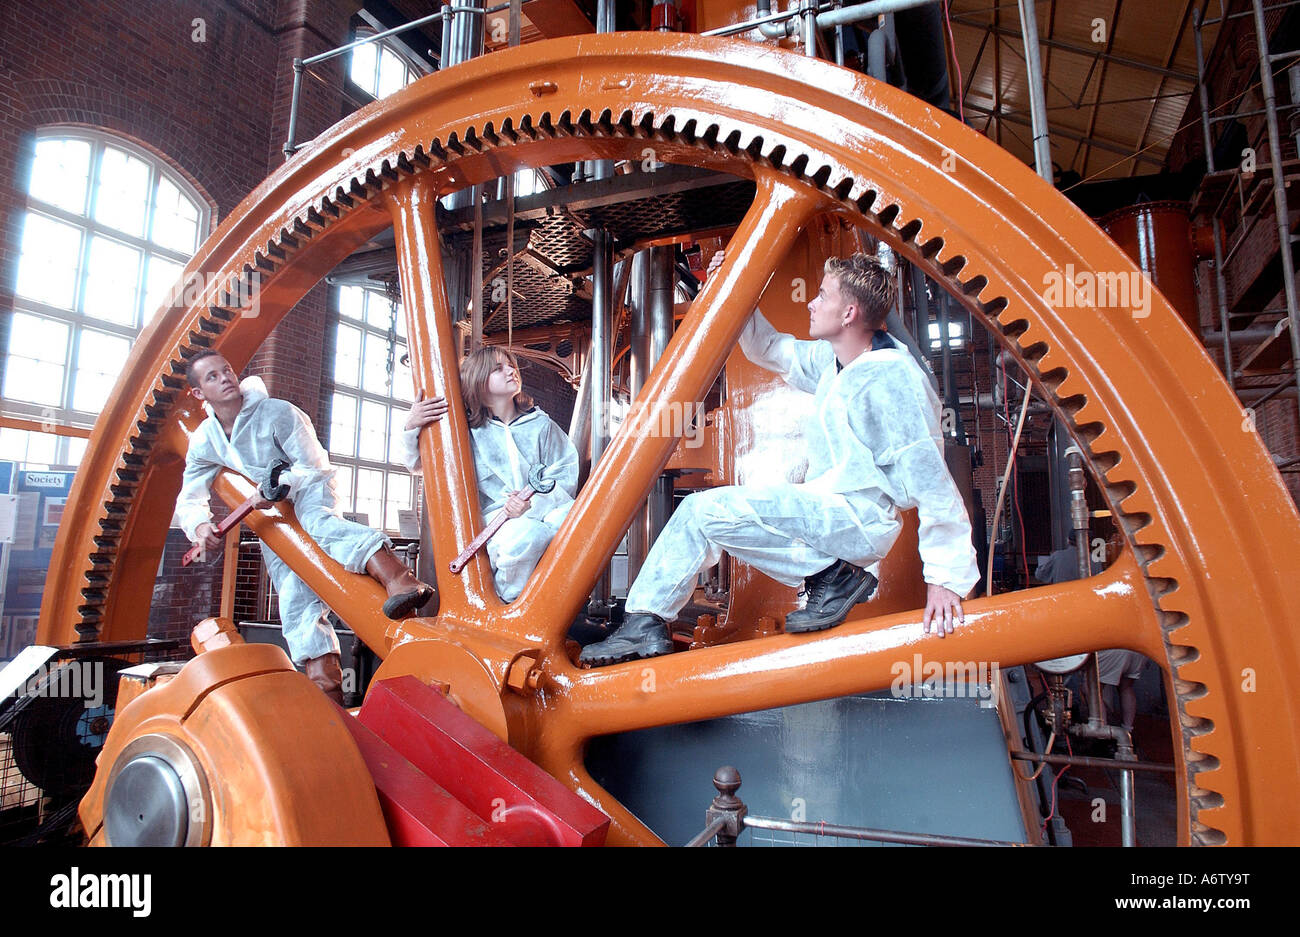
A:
784;561;878;634
304;652;345;706
366;545;435;619
578;613;673;667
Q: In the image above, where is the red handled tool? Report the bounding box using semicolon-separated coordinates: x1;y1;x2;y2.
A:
182;459;291;566
449;463;555;574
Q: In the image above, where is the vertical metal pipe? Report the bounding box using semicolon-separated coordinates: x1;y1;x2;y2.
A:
445;2;485;211
283;60;305;159
569;354;593;486
834;0;845;65
937;291;962;442
803;0;818;56
471;184;484;350
1251;0;1300;429
647;245;677;543
1193;10;1217;174
626;250;653;580
1194;11;1236;391
1017;0;1053;182
589;0;616;182
590;229;613;603
440;6;452;71
1289;65;1300;155
591;231;612;466
1119;764;1136;847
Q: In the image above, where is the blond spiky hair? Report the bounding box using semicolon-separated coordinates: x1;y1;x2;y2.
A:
824;253;896;331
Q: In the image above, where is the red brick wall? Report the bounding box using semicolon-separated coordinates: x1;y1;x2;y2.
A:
0;1;361;642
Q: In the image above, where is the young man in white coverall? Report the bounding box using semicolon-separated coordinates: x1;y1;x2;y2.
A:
580;252;981;666
175;351;434;703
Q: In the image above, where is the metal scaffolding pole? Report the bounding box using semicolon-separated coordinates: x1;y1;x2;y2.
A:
1250;0;1300;428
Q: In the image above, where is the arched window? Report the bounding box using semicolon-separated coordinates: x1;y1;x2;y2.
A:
326;284;416;534
1;129;210;468
348;32;421;99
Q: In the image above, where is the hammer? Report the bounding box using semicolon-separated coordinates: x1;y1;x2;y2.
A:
182;459;292;567
449;463;556;574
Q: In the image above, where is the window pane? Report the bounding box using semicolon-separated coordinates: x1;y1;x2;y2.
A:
15;213;82;309
377;47;407;98
65;437;88;467
151;175;200;253
338;285;366;321
0;427;58;468
29;138;92;214
385;472;410;531
392;346;414;403
93;147;151;237
143;256;185;323
366;292;392;330
334;323;361;387
388;407;406;460
355;468;385;527
393;300;407;340
3;313;69;406
358;400;388;461
72;329;131;412
83;235;143;325
514;168;545;198
350;40;378;95
361;332;391;395
332;465;354;512
329;392;357;457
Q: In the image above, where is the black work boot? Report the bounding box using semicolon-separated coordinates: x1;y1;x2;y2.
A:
578;613;673;666
784;561;878;634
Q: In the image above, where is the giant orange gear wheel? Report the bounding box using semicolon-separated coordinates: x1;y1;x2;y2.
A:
41;33;1300;846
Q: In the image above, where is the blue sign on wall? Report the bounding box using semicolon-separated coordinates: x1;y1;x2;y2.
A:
2;468;75;656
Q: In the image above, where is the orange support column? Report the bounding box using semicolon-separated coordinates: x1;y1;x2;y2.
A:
386;177;497;615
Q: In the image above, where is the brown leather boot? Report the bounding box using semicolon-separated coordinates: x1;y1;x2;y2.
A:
365;545;435;619
304;652;345;706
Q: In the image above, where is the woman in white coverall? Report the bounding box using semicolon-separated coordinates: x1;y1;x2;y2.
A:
400;347;579;603
175;352;433;703
580;252;980;666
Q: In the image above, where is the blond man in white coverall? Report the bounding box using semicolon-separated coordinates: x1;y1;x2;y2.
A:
581;252;980;666
175;351;434;703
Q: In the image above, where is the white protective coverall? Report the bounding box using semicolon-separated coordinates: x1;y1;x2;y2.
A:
399;407;578;602
623;310;980;620
174;377;389;663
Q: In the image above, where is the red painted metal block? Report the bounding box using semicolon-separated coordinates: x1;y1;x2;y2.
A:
340;709;513;846
359;677;610;846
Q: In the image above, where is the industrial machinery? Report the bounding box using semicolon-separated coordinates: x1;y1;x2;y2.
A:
33;18;1300;846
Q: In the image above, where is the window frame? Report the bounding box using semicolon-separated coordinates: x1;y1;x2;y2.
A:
2;128;209;468
325;284;417;535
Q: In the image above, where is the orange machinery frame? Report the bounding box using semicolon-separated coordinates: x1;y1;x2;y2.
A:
36;31;1300;846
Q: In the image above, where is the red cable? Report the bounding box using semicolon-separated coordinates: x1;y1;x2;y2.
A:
944;0;964;122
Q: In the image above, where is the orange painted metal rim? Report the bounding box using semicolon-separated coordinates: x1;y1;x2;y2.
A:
40;33;1300;846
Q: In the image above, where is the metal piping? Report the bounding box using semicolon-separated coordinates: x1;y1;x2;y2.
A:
569;355;592;487
626;250;652;580
444;2;485;210
647;246;676;545
744;0;940;41
587;0;616;182
1017;0;1053;182
590;230;613;605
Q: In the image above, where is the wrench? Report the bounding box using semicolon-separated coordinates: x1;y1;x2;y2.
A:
182;458;292;567
449;463;556;574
